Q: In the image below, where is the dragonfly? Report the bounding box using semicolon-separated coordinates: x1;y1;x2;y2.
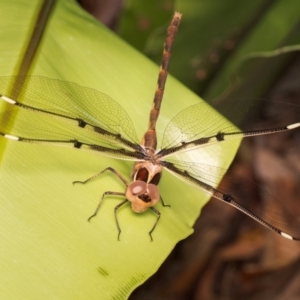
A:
0;12;300;241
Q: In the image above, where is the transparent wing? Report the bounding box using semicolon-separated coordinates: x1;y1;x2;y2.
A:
159;99;300;157
0;76;144;161
163;159;300;240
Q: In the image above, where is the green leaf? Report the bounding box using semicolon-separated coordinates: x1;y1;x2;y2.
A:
0;1;239;299
203;0;300;100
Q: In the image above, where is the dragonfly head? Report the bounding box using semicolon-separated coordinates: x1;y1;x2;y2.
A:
125;181;160;213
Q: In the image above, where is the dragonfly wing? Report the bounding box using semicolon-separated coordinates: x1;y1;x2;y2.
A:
0;76;144;161
163;159;300;241
159;99;300;157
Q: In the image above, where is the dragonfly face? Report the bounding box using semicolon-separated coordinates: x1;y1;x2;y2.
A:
0;12;300;241
126;180;160;213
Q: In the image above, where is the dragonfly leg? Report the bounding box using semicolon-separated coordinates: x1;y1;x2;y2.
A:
149;207;161;241
88;191;125;222
73;167;129;186
114;199;129;241
160;196;171;207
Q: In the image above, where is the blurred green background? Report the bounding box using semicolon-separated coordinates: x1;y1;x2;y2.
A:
116;0;300;101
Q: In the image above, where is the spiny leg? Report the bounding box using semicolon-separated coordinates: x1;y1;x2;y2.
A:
73;167;129;186
88;191;125;222
160;196;171;207
149;207;161;241
114;199;129;241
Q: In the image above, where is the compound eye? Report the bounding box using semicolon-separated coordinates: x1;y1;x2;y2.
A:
135;168;149;182
147;184;160;205
126;181;146;200
150;172;161;185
